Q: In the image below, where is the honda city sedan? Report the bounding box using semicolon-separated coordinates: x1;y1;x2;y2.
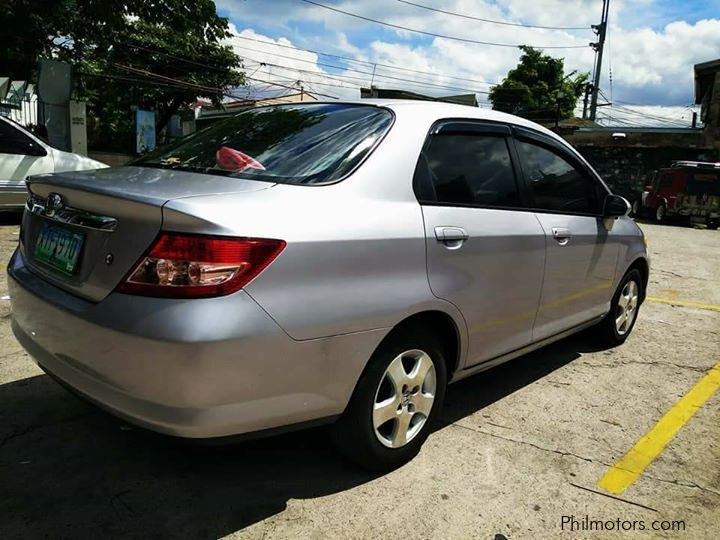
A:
8;101;649;470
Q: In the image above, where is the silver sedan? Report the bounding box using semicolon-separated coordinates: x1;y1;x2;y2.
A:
8;101;648;470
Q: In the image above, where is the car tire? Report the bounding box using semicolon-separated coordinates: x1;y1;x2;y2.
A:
594;268;643;347
655;204;666;223
332;326;447;471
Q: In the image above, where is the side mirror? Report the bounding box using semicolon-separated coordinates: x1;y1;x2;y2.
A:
604;194;630;217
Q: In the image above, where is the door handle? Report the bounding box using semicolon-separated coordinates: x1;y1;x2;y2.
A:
434;226;469;248
552;227;572;245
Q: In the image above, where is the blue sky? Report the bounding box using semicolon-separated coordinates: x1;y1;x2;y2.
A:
215;0;720;125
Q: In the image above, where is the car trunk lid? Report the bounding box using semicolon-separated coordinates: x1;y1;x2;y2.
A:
22;166;274;302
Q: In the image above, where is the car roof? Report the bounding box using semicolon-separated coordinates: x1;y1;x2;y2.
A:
290;99;567;145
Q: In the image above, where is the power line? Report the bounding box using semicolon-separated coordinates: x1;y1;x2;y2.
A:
229;34;501;86
299;0;590;49
596;89;689;126
78;71;208;92
394;0;590;31
127;35;502;96
233;44;495;90
125;42;235;74
114;63;230;95
607;105;689;127
239;51;493;95
118;43;340;100
613;98;696;109
244;75;339;99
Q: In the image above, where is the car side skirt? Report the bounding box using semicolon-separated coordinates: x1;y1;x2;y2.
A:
449;314;605;383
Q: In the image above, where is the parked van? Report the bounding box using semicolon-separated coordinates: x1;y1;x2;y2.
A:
641;160;720;224
676;165;720;229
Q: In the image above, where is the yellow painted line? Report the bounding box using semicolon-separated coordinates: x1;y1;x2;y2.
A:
597;361;720;495
647;296;720;312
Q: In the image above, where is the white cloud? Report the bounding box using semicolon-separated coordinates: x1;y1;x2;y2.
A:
217;0;718;120
224;24;361;100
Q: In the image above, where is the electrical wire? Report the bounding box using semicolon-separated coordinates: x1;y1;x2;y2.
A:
394;0;590;31
299;0;590;49
597;90;689;126
238;52;493;95
606;106;689;127
232;43;498;89
245;75;339;99
229;34;502;86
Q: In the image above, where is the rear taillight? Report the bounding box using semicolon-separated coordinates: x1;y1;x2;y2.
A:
117;233;286;298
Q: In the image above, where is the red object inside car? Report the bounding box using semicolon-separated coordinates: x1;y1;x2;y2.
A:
216;146;266;172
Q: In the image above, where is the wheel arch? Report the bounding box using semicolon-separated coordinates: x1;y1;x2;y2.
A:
626;256;649;302
372;309;464;379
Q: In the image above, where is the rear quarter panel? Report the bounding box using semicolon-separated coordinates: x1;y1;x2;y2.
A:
162;110;469;345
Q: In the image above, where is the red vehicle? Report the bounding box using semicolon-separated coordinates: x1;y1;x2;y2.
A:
642;161;720;223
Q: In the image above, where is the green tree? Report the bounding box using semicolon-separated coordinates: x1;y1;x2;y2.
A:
1;0;243;151
489;46;588;120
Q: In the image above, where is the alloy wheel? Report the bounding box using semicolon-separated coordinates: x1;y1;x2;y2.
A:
615;280;639;335
372;349;437;449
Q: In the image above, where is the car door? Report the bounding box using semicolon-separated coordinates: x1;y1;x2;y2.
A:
512;127;619;341
415;120;546;367
0;118;54;207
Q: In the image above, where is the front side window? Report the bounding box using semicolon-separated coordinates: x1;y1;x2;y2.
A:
516;140;602;214
135;103;394;185
419;133;520;207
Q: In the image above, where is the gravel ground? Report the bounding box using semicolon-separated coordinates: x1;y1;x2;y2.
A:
0;219;718;539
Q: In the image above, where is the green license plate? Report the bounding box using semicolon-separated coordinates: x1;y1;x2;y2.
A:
33;223;85;275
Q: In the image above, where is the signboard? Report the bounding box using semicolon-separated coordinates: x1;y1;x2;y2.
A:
136;109;156;154
69;101;87;156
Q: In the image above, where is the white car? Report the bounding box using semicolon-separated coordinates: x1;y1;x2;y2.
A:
0;115;107;210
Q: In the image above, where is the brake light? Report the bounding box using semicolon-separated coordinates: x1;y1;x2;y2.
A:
117;233;286;298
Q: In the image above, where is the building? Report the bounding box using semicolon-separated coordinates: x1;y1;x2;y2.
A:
193;91;318;129
562;126;713;190
695;58;720;149
544;59;720;190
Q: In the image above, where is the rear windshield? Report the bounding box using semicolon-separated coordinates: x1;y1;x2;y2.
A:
135;103;394;185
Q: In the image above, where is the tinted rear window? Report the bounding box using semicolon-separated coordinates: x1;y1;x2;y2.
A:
136;104;394;185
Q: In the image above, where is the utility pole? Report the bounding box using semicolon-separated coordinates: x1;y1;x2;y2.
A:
581;83;592;120
589;0;609;122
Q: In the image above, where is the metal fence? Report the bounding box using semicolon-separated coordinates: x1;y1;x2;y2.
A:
0;77;39;127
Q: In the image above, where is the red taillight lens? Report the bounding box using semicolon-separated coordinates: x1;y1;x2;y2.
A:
117;233;286;298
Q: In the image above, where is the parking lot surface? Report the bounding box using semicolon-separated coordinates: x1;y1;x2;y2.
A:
0;220;718;539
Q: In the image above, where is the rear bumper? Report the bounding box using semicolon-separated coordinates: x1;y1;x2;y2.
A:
677;208;719;218
8;249;386;438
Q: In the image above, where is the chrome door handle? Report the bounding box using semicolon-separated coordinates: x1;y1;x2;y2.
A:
552;227;571;245
434;226;469;248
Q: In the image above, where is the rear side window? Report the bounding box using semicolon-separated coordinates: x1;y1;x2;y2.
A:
418;134;520;207
135;104;394;185
516;140;602;215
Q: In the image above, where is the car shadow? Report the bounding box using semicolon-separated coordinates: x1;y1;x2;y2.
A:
0;333;601;538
